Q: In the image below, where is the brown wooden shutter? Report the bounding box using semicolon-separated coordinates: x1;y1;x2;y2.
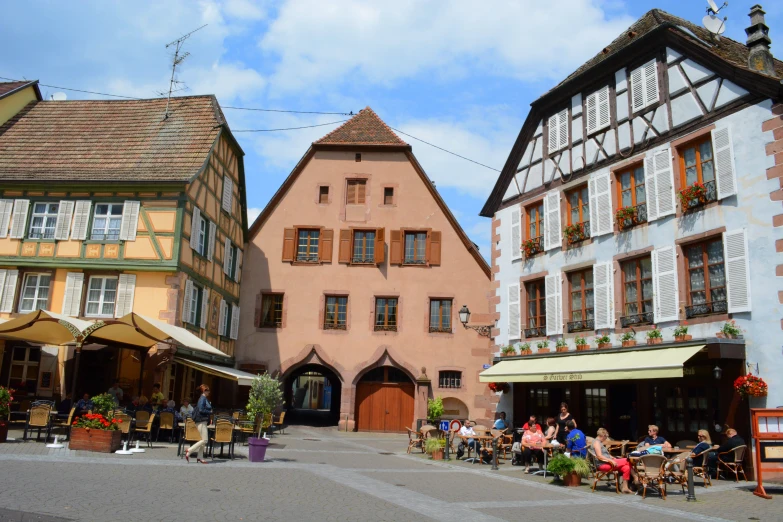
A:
320;229;334;263
282;228;296;261
357;181;366;204
429;231;442;266
389;230;402;265
338;229;352;263
374;228;385;264
254;293;263;327
346;182;356;204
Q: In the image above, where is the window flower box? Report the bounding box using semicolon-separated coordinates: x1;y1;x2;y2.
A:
564;222;590;245
674;335;692;342
523;237;544;258
622;340;637;348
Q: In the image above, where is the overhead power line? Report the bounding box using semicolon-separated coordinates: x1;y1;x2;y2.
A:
231;120;349;132
223;106;353;116
389;126;501;172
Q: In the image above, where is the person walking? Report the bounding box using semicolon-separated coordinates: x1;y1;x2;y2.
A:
185;384;212;464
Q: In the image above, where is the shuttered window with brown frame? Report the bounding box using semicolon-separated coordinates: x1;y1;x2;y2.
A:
282;227;332;263
339;228;385;265
258;293;284;327
389;229;441;266
346;180;366;204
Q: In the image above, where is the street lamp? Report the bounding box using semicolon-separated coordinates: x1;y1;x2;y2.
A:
713;366;723;380
458;305;492;337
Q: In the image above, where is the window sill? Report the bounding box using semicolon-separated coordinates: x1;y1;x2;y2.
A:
373;326;398;333
292;260;322;266
428;328;453;334
401;261;429;267
437;386;463;390
84;239;121;245
22;238;56;243
257;324;282;329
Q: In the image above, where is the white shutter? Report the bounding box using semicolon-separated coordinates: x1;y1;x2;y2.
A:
61;272;84;317
235;250;243;283
507;283;520;339
182;279;194;324
652;246;679;323
548;114;559;154
0;270;6;309
222;176;233;213
653;148;675;219
510;207;522;260
0;199;14;238
207;221;216;262
223;237;231;275
0;269;19;313
593;262;614;329
643;154;658;221
54;200;75;240
70;201;92;240
723;229;751;313
190;207;201;251
630;59;658;112
119;201;140;241
543;190;562;251
588;170;612;237
114;274;136;318
230;304;240;340
219;299;227;336
586;86;610;134
200;289;209;329
545;272;562;336
548;109;568;154
8;200;30;239
712;127;738;200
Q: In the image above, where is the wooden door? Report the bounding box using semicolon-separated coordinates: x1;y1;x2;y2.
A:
356;382;384;431
356;382;414;432
387;383;415;432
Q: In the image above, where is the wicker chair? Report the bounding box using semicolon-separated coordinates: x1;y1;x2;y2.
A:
115;412;133;443
23;403;52;442
135;410;150;429
210;419;235;459
716;445;748;482
272;411;286;435
180;418;202;457
406;427;424;454
664;451;691;495
134;414;156;448
587;447;620;493
238;415;261;445
157;412;175;442
634;454;668;499
692;446;715;487
50;407;76;441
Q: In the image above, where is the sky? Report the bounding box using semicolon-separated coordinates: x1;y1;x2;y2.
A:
2;0;781;260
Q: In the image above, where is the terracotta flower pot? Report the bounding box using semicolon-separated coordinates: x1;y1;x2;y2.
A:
597;342;612;349
520;350;532;356
576;345;590;351
69;427;122;453
621;340;637;348
431;448;444;460
501;352;514;357
538;348;550;353
556;346;569;352
674;335;692;342
647;338;663;345
0;420;8;443
562;471;582;487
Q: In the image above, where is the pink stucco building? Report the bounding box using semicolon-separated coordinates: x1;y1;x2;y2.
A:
236;108;495;431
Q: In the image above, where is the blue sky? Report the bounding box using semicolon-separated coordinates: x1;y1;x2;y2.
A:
2;0;781;259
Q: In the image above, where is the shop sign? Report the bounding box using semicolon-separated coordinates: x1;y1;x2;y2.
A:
542;373;583;381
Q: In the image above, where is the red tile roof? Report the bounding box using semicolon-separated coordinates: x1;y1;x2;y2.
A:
0;81;39;100
0;95;228;182
315;107;407;146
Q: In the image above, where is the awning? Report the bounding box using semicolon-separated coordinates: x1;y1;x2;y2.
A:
174;356;259;386
0;310;93;345
479;345;705;383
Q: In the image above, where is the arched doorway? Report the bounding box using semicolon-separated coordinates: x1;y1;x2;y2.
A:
283;364;342;426
355;366;414;432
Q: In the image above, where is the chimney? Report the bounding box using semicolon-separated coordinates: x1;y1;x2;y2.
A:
745;5;776;77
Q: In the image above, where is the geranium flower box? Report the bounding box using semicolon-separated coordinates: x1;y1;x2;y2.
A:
69;427;122;453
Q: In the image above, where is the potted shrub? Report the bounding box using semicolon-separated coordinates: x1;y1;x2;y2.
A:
424;436;446;460
620;331;636;348
519;342;532;355
673;323;692;342
547;453;590;486
536;340;549;353
500;345;517;357
646;326;663;345
717;320;742;339
246;373;284;463
427;397;445;424
595;334;612;349
555;339;568;352
70;394;123;453
0;386;13;443
575;337;589;351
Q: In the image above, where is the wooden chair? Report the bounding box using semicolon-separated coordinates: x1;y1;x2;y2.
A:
134;414;156;448
634;454;668;499
157;412;175;442
272;411;286;435
115;412;133;444
716;445;748;482
135;410;150;429
23;403;52;442
50;407;76;441
180;418;202;457
210;419;235;460
406;427;424;454
238;415;261;445
500;433;513;460
692;446;716;487
587;447;619;493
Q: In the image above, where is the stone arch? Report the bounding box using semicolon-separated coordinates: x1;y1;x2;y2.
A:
350;345;420;386
280;345;345;427
280;344;346;384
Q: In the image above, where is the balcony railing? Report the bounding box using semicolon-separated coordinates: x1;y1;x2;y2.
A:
296;253;320;263
352;256;375;264
617;203;648;230
685;300;727;319
323;322;347;330
620;311;654;328
523;236;544;258
374;324;397;332
429;326;452;333
567;318;594;333
524;325;546;338
403;258;427;265
682;180;718;211
565;221;591;245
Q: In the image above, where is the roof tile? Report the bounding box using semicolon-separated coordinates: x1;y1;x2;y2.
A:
315;107;406;146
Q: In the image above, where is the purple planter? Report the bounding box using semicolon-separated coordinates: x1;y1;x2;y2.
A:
248;437;269;462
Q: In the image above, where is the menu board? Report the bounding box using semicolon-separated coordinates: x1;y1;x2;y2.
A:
757;416;782;434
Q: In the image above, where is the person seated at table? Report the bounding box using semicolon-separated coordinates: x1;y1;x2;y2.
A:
544;417;557;442
691;429;713;457
521;414;541;432
521;423;546;473
75;393;93;414
708;428;745;476
493;411;509;431
565;420;587;458
126;396;139;413
642;424;672;448
137;396;153;413
57;394;73;416
180;399;194;419
456;420;478;460
593;428;633;494
107;381;123;405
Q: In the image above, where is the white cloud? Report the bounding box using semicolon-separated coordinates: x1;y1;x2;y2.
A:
247;206;263;225
223;0;267;20
261;0;634;94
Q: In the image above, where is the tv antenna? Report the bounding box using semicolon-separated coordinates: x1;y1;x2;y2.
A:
162;23;207;119
703;1;727;40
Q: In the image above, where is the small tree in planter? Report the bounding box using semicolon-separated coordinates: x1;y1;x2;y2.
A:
246;373;284;462
620;331;636;347
547;453;590;486
536;340;549;353
427;397;444;424
555;339;568;352
424;436;446;460
673;323;691;342
500;345;517;357
647;326;663;345
575;337;589;351
90;393;116;416
519;342;532;355
0;386;13;443
595;334;612;349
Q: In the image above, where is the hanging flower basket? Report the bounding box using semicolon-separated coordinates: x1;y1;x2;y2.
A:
615;206;638;230
488;382;509;394
679;182;707;209
734;374;768;398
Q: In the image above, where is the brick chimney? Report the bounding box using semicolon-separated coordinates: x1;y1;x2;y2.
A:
745;5;776;77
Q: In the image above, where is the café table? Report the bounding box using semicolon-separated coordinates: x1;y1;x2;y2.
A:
458;433;495;464
606;439;630;457
529;444;561;478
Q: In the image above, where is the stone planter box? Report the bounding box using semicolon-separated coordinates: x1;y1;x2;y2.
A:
647;338;663;345
622;340;637;348
597;343;612;349
556;346;569;352
674;335;692;342
69;427;122;453
576;345;590;351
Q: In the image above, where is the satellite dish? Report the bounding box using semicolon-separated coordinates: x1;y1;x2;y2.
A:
703;14;726;35
707;0;719;13
51;92;67;101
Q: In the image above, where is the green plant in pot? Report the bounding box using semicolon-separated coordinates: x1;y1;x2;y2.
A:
424;436;446;460
90;393;116;416
500;345;517;356
246;373;284;462
427;397;444;423
520;342;532;354
547;453;590;486
0;386;13;443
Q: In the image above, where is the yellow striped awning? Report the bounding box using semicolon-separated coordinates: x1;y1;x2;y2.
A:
479;345;705;383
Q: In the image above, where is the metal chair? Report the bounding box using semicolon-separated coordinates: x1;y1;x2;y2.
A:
716;445;748;482
157;412;175;442
23;403;52;442
634;454;668;499
272;411;286;435
180;418;202;457
210;419;235;460
9;399;31;424
115;412;133;444
134;414;156;448
135;410;150;429
587;447;620;493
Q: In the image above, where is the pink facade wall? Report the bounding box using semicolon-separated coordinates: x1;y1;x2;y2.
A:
237;149;494;429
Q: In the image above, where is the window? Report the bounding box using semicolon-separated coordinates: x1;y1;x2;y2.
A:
319;186;329;204
226;242;238;280
685;238;727;317
429;299;452;333
8;346;40;392
548;108;569;153
324;295;348;330
193;214;208;256
384;187;394;205
566;186;589;226
568;269;593;332
352;230;376;263
259;294;283;327
630;59;659;113
585;85;610;135
584;387;608;431
679;138;717;207
620;257;653;327
524;279;546;337
374;297;397;331
91;203;123;240
85;276;118;317
28;202;59;239
346;180;366;204
188;284;204;326
222;303;233;336
355;153;362;162
617;165;647;226
404;232;427;264
297;229;320;262
438;371;461;389
527;203;543;239
19;273;51;312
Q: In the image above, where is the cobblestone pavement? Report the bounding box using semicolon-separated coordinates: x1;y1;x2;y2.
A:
0;426;781;521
